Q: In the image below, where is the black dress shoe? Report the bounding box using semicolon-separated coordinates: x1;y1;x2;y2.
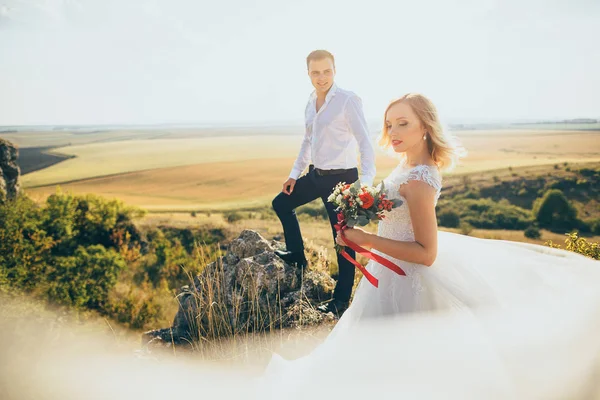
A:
275;250;308;270
317;299;350;317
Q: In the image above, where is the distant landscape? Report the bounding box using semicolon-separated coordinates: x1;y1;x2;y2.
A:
1;119;599;250
1;119;599;212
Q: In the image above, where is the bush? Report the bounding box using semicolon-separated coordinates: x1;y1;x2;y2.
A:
459;221;473;236
0;195;54;290
42;191;145;256
145;233;195;289
524;226;541;239
46;245;126;311
545;232;599;260
108;287;164;330
578;168;598;177
225;211;244;223
0;190;232;329
438;209;460;228
437;198;533;230
592;220;600;235
532;189;578;231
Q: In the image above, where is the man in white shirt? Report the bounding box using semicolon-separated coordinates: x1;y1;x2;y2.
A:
272;50;376;316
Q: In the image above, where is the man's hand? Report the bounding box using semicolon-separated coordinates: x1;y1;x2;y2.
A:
282;178;296;195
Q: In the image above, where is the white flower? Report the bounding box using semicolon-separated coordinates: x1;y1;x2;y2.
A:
336;194;343;203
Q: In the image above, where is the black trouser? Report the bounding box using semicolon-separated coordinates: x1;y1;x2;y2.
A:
272;165;359;303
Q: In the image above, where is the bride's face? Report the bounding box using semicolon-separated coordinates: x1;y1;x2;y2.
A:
385;101;426;154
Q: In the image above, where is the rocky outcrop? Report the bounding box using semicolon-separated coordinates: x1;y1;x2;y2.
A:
142;230;336;348
0;138;20;201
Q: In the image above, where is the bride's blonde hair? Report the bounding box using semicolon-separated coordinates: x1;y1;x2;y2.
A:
379;93;465;171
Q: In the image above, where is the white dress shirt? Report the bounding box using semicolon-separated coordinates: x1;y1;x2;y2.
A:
289;84;376;187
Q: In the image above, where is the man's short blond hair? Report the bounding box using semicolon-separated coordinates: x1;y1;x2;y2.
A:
306;50;335;69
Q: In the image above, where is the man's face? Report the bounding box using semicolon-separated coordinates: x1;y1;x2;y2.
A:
308;58;335;94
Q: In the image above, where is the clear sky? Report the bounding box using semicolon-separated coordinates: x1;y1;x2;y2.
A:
0;0;598;126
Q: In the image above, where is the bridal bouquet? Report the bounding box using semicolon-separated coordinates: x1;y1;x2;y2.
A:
328;180;402;231
328;180;406;288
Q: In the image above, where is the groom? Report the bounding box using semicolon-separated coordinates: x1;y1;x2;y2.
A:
272;50;376;316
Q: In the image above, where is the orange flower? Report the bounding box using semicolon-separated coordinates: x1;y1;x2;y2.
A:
359;192;374;209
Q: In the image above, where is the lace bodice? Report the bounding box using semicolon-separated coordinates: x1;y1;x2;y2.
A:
377;163;442;242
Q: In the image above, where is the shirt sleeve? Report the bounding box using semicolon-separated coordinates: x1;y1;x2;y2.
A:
288;128;312;180
289;102;313;180
344;94;376;186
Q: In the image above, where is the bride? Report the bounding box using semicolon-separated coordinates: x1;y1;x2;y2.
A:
260;93;600;398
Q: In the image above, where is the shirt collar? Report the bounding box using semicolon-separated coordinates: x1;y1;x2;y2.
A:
311;83;338;103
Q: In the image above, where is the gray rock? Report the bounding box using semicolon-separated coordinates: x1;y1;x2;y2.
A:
143;229;336;347
0;138;20;202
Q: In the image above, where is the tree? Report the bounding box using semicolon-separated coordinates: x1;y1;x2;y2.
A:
532;189;578;231
47;245;126;310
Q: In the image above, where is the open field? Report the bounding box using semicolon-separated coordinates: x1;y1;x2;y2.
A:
15;128;600;211
20;135;305;188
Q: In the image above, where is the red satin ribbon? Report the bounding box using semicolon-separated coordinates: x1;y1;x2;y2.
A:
336;226;406;288
339;247;379;287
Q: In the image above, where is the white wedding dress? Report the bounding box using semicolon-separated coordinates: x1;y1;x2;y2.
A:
260;162;600;399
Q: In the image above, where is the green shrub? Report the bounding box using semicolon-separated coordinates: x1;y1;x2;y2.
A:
46;245;126;311
459;221;473;236
437;198;533;230
438;209;460;228
545;232;599;260
0;195;54;290
225;211;244;223
532;189;578;231
524;226;541;239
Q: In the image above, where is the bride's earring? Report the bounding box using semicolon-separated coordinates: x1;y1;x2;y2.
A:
423;133;427;140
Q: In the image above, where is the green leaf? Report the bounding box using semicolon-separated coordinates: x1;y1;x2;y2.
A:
356;215;370;226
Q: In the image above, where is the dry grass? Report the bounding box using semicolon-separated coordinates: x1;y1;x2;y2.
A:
450;130;600;174
25;157;295;210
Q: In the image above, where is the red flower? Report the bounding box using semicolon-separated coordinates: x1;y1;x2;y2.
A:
359;192;375;209
337;212;345;223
